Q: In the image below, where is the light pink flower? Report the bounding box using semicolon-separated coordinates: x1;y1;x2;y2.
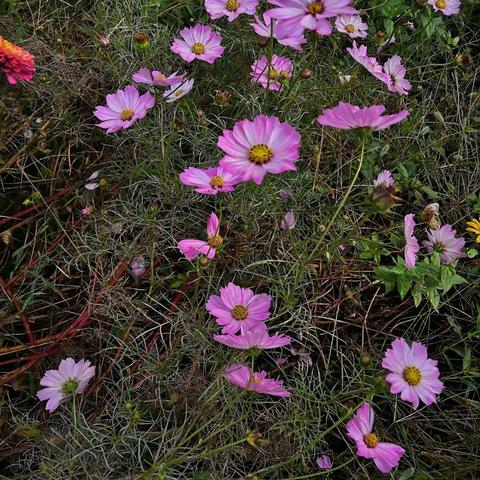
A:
178;212;222;260
373;170;394;188
37;358;95;412
316;454;333;469
428;0;460;16
80;206;94;216
214;328;291;350
382;338;444;410
250;13;306;50
163;78;194;103
317;102;409;131
267;0;358;37
179;166;242;195
205;0;259;22
130;256;146;277
99;35;110;47
224;363;291;397
206;282;272;334
346;403;405;474
347;41;386;77
93;86;155;134
132;67;185;87
218;115;301;185
335;14;368;38
404;213;419;269
423;224;466;264
171;24;224;64
84;171;100;190
280;210;296;230
251;54;293;91
380;55;411;95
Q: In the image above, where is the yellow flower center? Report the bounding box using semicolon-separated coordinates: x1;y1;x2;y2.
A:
191;42;206;55
174;89;184;97
278;69;290;79
209;175;225;188
231;304;248;320
249;144;273;165
267;67;279;80
364;433;379;448
155;74;166;81
307;1;324;14
208;234;223;248
403;366;422;386
62;378;79;394
250;376;261;384
226;0;240;11
345;24;355;33
436;0;447;8
120;108;134;121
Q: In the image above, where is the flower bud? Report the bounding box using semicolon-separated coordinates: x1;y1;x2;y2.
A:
359;353;372;367
99;35;110;47
373;376;389;394
133;32;149;49
258;37;269;47
300;68;312;79
200;257;210;267
130;256;146;278
246;429;262;447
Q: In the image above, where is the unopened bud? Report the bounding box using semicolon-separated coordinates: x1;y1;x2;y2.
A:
258;37;269;47
359;353;372;367
133;32;149;49
300;68;312;79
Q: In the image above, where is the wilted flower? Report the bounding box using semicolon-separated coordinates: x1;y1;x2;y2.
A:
132;67;185;87
346;403;405;473
0;35;35;84
99;35;110;47
205;0;259;22
213;328;291;350
466;218;480;243
224;364;291;397
279;189;291;200
316;454;333;469
179;166;242;195
250;54;293;91
206;282;272;335
382;338;444;409
335;14;368;38
427;0;460;16
280;210;296;230
171;24;224;64
81;206;94;216
37;358;95;412
338;73;352;84
423;224;466;264
130;256;146;278
218;115;301;185
133;32;149;49
404;213;419;269
422;203;441;230
163;78;194;103
214;89;232;106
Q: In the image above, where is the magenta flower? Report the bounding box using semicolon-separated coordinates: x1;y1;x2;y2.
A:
423;224;466;264
428;0;460;16
347;41;386;77
224;364;291;397
180;166;242;195
178;212;223;260
205;0;259;21
214;328;291;350
316;454;333;469
130;256;146;277
94;86;155;134
37;358;95;412
250;13;306;50
346;403;405;474
317;103;409;131
280;210;296;230
163;78;194;103
380;55;411;95
132;67;185;87
171;24;224;64
218;115;301;185
0;36;35;84
373;170;394;188
404;214;419;269
206;282;272;334
251;54;293;91
335;14;368;38
382;338;444;410
267;0;358;37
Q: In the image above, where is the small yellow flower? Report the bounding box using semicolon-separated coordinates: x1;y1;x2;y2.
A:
466;218;480;243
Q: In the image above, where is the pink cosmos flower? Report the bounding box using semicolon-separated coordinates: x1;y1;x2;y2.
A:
163;78;194;103
171;24;224;64
346;403;405;474
214;328;291;350
347;41;386;77
267;0;358;37
94;86;155;134
80;206;94;216
423;224;466;264
373;170;394;188
280;210;296;230
404;213;419;269
380;55;411;95
250;13;306;51
132;67;185;87
0;36;35;84
382;338;444;410
206;282;272;334
428;0;460;16
130;256;146;277
317;103;409;131
205;0;259;22
178;212;223;260
335;15;368;39
251;54;293;92
179;166;241;195
316;454;333;469
224;363;291;397
37;358;95;412
218;115;301;185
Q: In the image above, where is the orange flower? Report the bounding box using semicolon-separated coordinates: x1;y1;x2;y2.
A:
0;36;35;84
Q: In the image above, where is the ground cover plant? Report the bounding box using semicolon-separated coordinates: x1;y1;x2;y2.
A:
1;0;480;478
